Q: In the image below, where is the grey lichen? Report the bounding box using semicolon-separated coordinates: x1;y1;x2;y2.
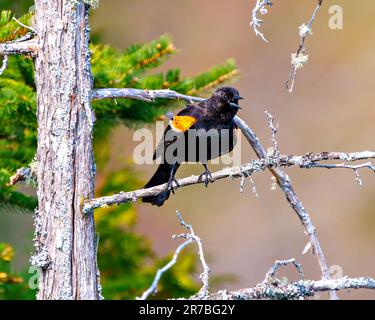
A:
70;0;99;9
30;208;51;269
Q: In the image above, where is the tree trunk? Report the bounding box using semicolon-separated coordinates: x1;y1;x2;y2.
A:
31;0;100;300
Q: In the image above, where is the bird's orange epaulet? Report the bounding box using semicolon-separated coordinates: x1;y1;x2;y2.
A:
169;115;197;132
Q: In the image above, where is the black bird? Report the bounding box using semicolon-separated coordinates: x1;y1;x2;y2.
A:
142;87;243;206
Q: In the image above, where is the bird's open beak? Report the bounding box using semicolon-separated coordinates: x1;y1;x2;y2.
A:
230;102;242;110
234;95;244;100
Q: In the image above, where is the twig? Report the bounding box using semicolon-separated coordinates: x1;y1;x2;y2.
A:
175;211;211;297
301;161;375;185
137;210;210;300
137;238;193;300
286;0;323;92
0;55;8;76
12;33;34;43
12;17;37;34
265;111;279;156
264;258;304;281
250;0;273;43
249;176;259;198
8;165;37;186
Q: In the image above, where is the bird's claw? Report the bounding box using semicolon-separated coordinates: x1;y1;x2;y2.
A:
198;169;214;188
167;175;180;194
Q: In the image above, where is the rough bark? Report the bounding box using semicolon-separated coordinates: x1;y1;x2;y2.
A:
31;0;99;300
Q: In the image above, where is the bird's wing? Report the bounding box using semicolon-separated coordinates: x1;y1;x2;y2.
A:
153;124;177;160
153;105;206;160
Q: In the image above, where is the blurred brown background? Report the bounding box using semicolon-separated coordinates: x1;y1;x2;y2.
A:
3;0;375;299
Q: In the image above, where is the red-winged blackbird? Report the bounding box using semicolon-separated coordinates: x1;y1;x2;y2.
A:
142;87;243;206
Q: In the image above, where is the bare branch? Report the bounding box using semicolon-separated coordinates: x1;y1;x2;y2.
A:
233;114;339;300
250;0;273;43
192;276;375;300
8;167;35;186
186;258;375;300
83;150;375;213
265;111;279;156
0;55;8;76
83;160;270;213
265;258;304;281
0;39;38;57
12;17;37;34
286;0;323;92
91;88;204;104
8;160;38;186
137;210;210;300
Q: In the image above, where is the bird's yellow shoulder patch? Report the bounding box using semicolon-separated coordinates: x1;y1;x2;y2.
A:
170;115;197;132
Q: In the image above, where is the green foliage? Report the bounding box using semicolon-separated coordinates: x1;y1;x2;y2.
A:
0;243;35;300
0;1;33;16
97;205;199;299
94;163;199;299
0;9;238;299
0;56;37;210
92;35;238;125
0;10;33;43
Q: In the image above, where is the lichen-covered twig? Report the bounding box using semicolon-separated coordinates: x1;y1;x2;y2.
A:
192;276;375;300
12;17;37;34
187;258;375;300
83;150;375;213
286;0;323;92
264;258;304;281
0;39;38;57
0;54;8;76
137;210;210;300
91;88;202;103
250;0;273;43
301;161;375;185
264;111;279;156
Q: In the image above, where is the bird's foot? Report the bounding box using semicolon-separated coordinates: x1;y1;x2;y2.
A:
167;175;180;194
198;168;214;188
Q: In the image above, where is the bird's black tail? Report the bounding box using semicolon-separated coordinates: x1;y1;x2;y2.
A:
142;163;180;206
